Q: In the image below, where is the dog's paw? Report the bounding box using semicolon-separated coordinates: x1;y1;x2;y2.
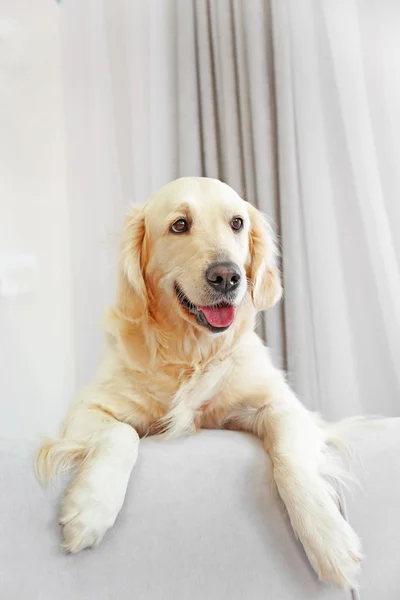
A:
59;481;121;553
303;514;362;589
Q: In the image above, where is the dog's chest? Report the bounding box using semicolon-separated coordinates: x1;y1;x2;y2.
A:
147;359;225;402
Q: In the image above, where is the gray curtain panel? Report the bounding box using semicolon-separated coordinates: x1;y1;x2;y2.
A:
62;0;400;418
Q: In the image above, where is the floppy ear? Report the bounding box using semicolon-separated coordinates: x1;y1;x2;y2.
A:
115;206;148;321
247;203;282;311
103;206;155;369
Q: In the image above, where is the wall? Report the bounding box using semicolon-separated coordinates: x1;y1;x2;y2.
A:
0;0;74;439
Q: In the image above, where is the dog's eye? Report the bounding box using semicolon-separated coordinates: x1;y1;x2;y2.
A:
231;217;243;232
171;219;189;234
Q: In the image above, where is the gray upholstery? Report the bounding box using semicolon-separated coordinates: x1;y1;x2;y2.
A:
1;421;399;599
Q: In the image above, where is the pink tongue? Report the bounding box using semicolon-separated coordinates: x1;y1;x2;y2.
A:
199;305;235;328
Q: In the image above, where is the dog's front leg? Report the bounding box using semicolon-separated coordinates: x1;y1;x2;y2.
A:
36;405;139;553
226;371;362;589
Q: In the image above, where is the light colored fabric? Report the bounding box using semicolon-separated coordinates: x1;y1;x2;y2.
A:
272;0;400;418
61;0;400;419
0;0;73;439
344;419;400;599
1;423;400;599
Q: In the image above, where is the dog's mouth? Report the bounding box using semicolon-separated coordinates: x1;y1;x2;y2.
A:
174;284;236;333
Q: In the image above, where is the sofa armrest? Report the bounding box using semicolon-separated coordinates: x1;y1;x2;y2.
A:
0;420;399;599
343;417;400;599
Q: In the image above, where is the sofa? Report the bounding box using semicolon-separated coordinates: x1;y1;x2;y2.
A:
1;419;399;599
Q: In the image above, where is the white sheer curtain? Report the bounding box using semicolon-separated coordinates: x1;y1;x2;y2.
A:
62;0;400;419
0;0;73;439
273;0;400;417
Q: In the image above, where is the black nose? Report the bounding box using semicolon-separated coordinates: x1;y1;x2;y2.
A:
206;262;241;293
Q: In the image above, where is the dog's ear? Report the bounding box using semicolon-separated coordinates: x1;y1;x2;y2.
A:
247;203;282;311
103;206;155;370
116;206;148;321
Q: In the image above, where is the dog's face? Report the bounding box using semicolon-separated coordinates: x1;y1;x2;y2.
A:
145;178;251;333
120;178;281;334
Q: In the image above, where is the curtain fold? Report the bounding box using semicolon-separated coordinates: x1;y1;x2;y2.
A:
63;0;400;417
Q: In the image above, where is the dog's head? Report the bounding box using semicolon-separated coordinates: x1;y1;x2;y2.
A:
118;177;281;335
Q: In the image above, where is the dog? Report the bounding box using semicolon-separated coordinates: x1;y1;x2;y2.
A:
35;177;362;588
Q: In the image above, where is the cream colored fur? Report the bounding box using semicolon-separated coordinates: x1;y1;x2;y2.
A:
35;177;362;588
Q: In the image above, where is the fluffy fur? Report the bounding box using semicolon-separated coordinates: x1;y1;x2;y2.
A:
35;177;362;588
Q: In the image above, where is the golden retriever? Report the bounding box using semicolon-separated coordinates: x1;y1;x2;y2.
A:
35;177;361;588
